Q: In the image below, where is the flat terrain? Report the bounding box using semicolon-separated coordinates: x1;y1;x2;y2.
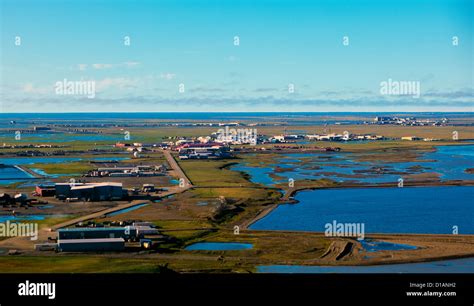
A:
0;118;473;273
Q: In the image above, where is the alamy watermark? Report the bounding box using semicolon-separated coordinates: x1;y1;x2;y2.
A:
55;78;96;99
18;280;55;299
325;220;365;240
0;221;38;240
380;78;420;98
216;126;257;145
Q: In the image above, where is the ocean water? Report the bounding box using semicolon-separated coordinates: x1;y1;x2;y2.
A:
250;186;474;234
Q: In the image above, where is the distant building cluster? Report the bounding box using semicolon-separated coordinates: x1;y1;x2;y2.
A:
266;134;305;143
1;144;64;149
401;136;441;141
369;116;449;126
176;143;232;160
306;133;385;142
115;142;169;152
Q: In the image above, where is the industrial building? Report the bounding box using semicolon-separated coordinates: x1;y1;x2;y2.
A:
46;224;161;253
57;227;137;240
57;238;125;252
55;182;125;201
87;165;166;177
35;184;56;197
177;143;231;159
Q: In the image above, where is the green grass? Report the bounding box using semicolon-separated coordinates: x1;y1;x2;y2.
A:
30;161;94;175
179;160;254;187
152;220;214;240
191;187;278;199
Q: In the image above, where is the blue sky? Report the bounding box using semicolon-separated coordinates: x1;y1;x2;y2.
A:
1;0;473;112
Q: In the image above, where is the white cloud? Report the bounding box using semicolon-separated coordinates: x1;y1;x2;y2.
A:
76;62;141;71
22;83;34;93
160;73;176;80
21;83;50;94
92;63;114;70
95;77;138;91
123;61;140;68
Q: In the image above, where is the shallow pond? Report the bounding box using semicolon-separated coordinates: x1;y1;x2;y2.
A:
0;215;46;222
105;203;149;217
360;239;418;252
232;145;474;186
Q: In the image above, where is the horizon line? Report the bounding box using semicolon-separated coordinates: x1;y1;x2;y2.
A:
1;111;474;114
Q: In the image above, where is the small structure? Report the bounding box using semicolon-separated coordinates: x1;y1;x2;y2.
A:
270;135;286;143
142;184;155;193
34;243;58;251
0;193;12;205
14;193;27;204
133;221;156;227
140;239;153;249
33;126;51;131
35;185;56;197
115;142;131;147
135;226;159;236
401;136;421;141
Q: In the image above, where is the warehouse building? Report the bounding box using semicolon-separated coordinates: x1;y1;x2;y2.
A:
55;182;125;201
57;238;125;252
57;226;137;241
